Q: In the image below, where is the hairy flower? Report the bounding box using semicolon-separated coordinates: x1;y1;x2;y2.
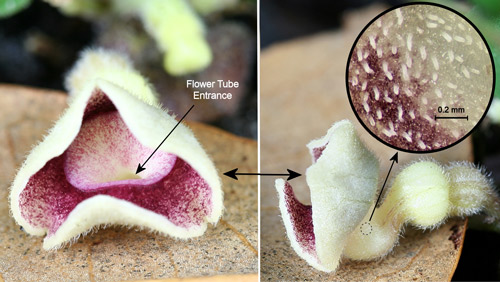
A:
276;119;499;272
9;49;223;250
276;120;379;272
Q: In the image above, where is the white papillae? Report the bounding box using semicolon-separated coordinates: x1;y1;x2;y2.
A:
348;4;492;151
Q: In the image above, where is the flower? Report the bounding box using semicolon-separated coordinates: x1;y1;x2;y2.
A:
9;49;223;250
276;119;499;272
275;120;379;272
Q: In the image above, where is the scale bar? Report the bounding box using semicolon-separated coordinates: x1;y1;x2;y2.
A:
434;115;468;120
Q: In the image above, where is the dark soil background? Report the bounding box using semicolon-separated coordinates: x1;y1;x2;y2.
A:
261;0;500;281
0;0;257;139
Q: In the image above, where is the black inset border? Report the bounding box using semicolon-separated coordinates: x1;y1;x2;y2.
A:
345;1;496;154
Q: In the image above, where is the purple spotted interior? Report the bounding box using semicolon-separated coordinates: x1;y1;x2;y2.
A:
282;181;317;260
348;5;493;151
311;144;327;163
19;90;212;236
349;38;456;151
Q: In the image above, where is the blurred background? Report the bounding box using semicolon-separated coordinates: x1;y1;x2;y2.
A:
261;0;500;280
0;0;257;139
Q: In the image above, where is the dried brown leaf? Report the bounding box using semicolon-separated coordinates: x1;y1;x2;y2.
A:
260;5;470;281
0;85;257;282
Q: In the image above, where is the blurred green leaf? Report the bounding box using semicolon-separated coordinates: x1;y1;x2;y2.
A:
469;0;500;18
0;0;31;19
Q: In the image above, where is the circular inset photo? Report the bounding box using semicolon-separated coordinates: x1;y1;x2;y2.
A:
346;3;494;153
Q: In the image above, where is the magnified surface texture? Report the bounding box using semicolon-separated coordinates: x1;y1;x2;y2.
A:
348;4;493;152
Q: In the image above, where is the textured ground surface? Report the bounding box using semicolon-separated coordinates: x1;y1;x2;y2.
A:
261;5;470;281
0;85;257;282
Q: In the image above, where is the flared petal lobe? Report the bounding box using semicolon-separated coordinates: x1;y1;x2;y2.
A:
10;50;223;249
276;120;379;272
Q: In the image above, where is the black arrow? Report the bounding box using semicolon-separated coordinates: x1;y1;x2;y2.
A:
223;168;301;181
136;105;194;174
369;152;398;221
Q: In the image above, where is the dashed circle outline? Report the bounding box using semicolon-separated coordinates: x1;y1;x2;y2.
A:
360;222;373;235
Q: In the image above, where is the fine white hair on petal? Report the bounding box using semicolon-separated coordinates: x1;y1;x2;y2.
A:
276;120;499;273
10;49;224;250
65;48;159;106
276;120;379;272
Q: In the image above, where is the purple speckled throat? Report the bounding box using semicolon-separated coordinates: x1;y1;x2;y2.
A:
282;181;317;259
19;90;212;236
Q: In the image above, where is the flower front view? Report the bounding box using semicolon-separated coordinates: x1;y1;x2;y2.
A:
9;49;223;250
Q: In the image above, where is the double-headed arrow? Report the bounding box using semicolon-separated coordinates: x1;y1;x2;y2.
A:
134;103;302;183
369;152;398;221
223;168;301;181
136;105;194;174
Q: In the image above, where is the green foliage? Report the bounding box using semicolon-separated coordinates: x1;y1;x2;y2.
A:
0;0;31;18
469;0;500;18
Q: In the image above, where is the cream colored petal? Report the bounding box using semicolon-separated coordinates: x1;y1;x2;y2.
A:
9;50;223;249
276;120;379;272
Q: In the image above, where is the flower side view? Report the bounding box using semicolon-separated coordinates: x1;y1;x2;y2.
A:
9;49;223;250
276;119;500;273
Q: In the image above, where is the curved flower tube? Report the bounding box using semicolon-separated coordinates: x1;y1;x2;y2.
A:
43;0;213;76
135;0;212;76
276;119;499;272
9;49;223;250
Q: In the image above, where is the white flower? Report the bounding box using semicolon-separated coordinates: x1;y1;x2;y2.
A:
10;49;223;250
276;119;498;272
